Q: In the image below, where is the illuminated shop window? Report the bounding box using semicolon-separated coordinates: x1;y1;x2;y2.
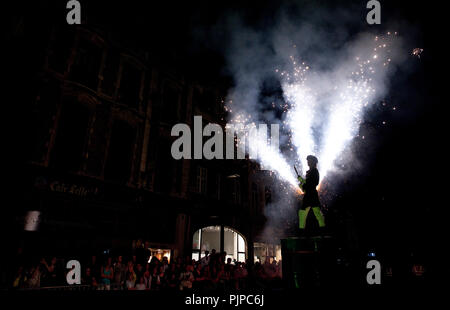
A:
192;226;246;263
148;248;171;263
253;242;282;264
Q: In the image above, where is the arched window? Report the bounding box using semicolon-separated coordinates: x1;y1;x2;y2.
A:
192;226;246;263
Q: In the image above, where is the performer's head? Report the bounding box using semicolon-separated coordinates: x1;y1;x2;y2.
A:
306;155;318;169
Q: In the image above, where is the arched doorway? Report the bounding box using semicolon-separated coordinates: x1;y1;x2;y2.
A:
192;226;247;263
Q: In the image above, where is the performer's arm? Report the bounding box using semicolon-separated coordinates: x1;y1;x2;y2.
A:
298;176;306;188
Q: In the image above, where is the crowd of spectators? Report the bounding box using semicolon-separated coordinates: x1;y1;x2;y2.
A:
10;245;282;291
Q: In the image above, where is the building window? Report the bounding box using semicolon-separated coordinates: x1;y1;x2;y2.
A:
148;248;171;263
231;179;241;204
193;88;202;111
191;226;247;263
203;91;216;114
253;243;281;264
100;48;120;96
118;61;142;109
85;106;110;176
225;227;246;263
216;173;221;200
161;83;180;124
154;139;173;193
251;182;258;211
30;80;60;163
50;99;90;172
48;26;74;73
194;89;215;114
196;166;208;195
193;229;201;251
70;38;102;90
104;120;136;184
175;160;183;193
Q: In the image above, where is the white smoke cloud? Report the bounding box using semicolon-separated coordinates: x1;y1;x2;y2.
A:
222;4;408;184
195;2;414;239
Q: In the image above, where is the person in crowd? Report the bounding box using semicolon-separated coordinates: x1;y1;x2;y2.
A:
227;264;236;289
175;257;183;274
193;263;203;280
87;255;100;282
144;241;151;264
210;264;220;289
233;263;243;290
200;251;210;267
12;266;27;289
127;260;134;272
149;256;160;274
217;263;230;290
179;264;194;291
135;276;147;290
220;252;227;265
192;263;204;290
272;260;281;279
13;247;26;276
253;262;267;287
125;272;136;290
209;249;217;266
225;257;233;273
201;264;214;291
113;255;126;290
126;261;136;286
263;259;273;278
26;265;41;288
44;257;58;286
161;256;169;272
135;263;144;280
38;257;48;286
131;255;137;266
150;266;161;290
184;255;192;269
166;263;179;291
82;267;98;289
134;239;146;265
143;264;151;289
157;265;167;289
100;257;114;290
9;249;257;291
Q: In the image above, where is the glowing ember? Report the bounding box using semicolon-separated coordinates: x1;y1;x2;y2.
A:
412;48;423;58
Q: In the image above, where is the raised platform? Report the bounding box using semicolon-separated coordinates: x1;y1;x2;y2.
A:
281;235;336;288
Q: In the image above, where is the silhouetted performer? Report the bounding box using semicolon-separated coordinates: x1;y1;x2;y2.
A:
297;155;325;231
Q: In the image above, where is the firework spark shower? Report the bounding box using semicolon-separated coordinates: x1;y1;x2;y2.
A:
281;33;403;180
222;6;409;195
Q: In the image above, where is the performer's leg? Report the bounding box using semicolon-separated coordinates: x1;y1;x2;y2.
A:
298;207;310;229
312;207;325;227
